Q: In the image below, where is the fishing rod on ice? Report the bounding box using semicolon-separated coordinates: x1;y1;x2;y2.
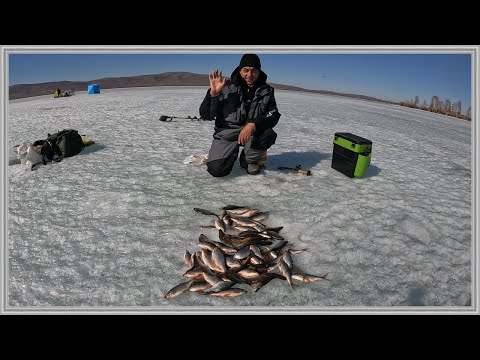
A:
277;165;312;176
159;115;210;122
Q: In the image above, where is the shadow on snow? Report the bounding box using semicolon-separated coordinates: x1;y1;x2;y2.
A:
265;151;326;171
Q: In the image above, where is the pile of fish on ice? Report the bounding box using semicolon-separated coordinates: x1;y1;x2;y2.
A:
164;205;330;299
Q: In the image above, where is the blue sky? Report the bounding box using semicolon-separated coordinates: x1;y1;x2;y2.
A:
8;53;472;111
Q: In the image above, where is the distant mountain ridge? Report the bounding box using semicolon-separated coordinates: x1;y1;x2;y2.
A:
8;71;387;103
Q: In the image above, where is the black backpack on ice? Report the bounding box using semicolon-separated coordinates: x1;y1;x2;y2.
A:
46;129;85;159
38;129;85;160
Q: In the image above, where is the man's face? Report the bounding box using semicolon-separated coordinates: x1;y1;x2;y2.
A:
240;66;259;86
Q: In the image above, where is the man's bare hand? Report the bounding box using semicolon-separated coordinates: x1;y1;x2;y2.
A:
238;123;256;145
209;69;226;96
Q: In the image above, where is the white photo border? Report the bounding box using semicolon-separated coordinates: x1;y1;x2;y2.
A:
1;45;478;314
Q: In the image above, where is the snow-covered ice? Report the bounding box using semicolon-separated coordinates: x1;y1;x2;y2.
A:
5;86;474;312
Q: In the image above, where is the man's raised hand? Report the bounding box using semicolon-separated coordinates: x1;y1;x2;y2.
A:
209;69;226;96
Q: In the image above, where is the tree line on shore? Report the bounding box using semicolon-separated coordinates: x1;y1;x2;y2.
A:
398;95;471;121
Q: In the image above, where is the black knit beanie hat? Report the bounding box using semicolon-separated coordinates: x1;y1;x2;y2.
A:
239;54;261;70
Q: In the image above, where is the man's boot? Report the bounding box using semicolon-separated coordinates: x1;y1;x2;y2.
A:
247;163;261;175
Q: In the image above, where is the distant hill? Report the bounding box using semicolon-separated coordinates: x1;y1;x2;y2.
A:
8;71;388;103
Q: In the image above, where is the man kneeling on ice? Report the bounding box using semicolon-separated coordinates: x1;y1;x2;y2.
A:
199;53;281;177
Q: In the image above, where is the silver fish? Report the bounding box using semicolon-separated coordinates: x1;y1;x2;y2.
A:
211;247;228;273
238;230;266;238
249;273;286;292
222;272;247;284
203;280;235;294
193;207;220;218
218;230;237;248
233;246;251;260
211;241;237;256
214;218;226;232
225;207;253;215
238;238;273;247
264;240;289;252
282;251;294;269
228;234;272;247
198;240;216;252
265;259;280;272
229;216;266;231
183;250;193;270
189;282;212;292
164;279;195;299
249;245;264;260
292;265;330;282
219;209;227;219
183;268;206;280
278;260;294;288
202;271;222;286
237;268;261;280
264;230;284;240
232;225;258;232
225;256;242;270
201;249;219;273
199;233;211;242
194;253;216;276
291;273;330;283
266;226;283;233
208;288;247;297
221;205;247;210
251;212;269;222
262;249;279;263
249;255;264;265
222;215;233;228
233;209;261;218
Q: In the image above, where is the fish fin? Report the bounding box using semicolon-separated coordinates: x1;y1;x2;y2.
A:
321;272;331;281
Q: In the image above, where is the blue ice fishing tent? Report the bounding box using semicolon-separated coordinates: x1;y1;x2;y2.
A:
88;84;100;94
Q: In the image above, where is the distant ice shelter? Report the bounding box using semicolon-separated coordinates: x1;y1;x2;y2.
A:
87;84;100;94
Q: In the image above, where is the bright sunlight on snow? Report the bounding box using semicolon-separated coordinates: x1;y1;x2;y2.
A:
7;87;472;312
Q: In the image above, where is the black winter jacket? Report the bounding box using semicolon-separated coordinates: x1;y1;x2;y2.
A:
199;67;281;133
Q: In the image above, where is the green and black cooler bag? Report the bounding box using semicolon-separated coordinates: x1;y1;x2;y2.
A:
331;132;372;178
